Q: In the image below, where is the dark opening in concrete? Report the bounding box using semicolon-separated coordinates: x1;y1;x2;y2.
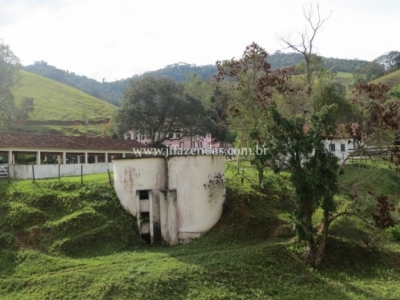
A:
139;190;149;200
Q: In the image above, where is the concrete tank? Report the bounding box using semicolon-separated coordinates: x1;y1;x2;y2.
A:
167;155;226;241
113;157;166;216
113;154;226;245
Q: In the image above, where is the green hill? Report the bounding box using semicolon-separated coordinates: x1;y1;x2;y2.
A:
24;56;370;106
371;69;400;88
10;70;117;135
1;161;400;299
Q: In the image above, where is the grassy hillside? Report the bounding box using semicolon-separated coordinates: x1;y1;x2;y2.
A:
334;71;354;88
1;162;400;299
0;174;142;258
10;70;117;135
371;69;400;88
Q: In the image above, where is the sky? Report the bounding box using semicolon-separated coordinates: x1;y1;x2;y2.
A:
0;0;399;82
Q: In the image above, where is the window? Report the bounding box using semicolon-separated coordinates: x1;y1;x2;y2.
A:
198;141;202;148
330;144;336;152
340;144;346;152
139;190;149;200
140;134;145;140
176;132;182;138
133;133;137;140
180;142;184;149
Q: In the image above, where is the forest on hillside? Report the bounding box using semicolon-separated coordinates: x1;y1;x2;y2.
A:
24;52;371;106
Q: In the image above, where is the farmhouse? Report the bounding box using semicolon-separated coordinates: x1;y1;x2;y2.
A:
304;123;359;163
0;131;148;179
124;130;233;150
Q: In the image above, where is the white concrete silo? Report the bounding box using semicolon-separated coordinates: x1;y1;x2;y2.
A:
167;155;226;242
113;154;226;245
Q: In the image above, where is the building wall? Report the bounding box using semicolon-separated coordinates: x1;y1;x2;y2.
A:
125;130;229;150
125;130;152;145
323;139;353;162
9;163;113;179
211;141;233;149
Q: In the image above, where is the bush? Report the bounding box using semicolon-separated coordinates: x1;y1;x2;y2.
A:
386;225;400;241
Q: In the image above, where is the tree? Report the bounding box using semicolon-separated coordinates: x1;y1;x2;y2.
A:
0;40;20;129
279;3;331;87
265;105;339;267
354;61;386;81
216;42;292;185
374;51;400;72
179;94;216;147
277;80;399;267
182;73;214;107
219;4;399;268
310;70;356;123
336;82;400;170
15;97;35;121
207;87;234;142
116;76;210;145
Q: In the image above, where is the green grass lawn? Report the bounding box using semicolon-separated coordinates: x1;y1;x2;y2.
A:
336;72;353;79
1;163;400;299
334;71;354;89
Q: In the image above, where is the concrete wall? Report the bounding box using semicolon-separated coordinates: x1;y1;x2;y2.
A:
168;155;226;240
8;163;113;179
113;157;167;217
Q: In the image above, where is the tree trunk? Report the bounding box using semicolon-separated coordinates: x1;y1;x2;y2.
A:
303;197;319;267
305;237;317;267
315;218;330;267
305;218;330;268
258;166;264;186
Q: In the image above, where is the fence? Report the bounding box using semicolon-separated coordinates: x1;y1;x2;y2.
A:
6;163;113;180
0;165;8;179
347;146;392;160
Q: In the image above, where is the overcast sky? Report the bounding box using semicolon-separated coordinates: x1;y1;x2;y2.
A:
1;0;399;82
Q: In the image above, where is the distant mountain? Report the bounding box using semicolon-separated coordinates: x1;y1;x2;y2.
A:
24;53;371;106
139;62;216;82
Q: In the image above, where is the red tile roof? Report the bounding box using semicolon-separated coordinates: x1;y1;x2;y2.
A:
0;132;148;151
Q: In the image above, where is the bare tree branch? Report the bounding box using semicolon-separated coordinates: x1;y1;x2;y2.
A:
278;3;332;86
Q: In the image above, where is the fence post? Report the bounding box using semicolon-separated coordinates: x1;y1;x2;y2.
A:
107;169;112;186
58;164;61;182
32;164;35;182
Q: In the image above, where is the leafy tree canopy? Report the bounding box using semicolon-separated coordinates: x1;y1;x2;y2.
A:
374;51;400;72
116;76;213;145
0;40;20;129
